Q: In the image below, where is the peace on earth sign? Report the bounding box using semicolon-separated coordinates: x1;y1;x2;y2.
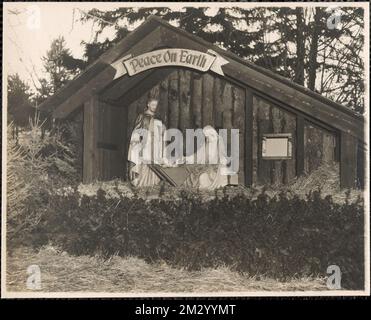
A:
111;48;229;79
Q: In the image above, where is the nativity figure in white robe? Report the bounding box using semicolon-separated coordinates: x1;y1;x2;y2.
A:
127;98;166;188
184;125;230;190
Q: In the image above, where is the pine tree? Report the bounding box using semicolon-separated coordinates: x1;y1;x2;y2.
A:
34;36;84;106
7;74;35;131
74;6;365;113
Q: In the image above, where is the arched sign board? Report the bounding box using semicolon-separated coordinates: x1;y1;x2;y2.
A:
111;48;229;80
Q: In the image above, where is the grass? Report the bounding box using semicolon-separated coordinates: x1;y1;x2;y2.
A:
6;246;328;293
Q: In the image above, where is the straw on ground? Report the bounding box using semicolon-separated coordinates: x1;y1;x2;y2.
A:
7;246;328;293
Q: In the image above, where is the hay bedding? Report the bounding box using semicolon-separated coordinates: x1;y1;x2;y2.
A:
56;162;363;204
282;162;363;204
6;246;327;293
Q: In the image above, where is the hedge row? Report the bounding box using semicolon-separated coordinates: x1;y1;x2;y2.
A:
10;188;364;289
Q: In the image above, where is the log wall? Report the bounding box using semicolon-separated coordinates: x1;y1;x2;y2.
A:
304;121;337;173
82;68;344;187
252;96;297;185
123;69;246;183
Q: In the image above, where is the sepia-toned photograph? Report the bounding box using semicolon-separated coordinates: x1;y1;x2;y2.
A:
1;2;370;299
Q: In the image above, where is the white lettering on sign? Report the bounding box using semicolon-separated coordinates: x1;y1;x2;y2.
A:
111;48;229;80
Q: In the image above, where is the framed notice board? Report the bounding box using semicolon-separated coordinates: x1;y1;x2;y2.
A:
262;133;293;160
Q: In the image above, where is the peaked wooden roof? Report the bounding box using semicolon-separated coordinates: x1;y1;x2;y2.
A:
39;16;364;140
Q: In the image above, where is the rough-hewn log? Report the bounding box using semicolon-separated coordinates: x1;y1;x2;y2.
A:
126;97;139;143
322;130;336;163
283;111;297;183
119;106;129;180
53;26;164;118
221;83;233;129
179;70;191;134
202;73;214;126
232;85;245;184
213;77;225;129
296;115;305;177
160;27;363;140
168;71;180;128
257;99;273;184
252;98;259;184
159;77;169;127
271;107;283;184
304;122;324;173
245;90;253;186
191;72;203;128
96;101;123;181
357;142;366;189
83;95;100;183
340;132;357;189
116;68;173;108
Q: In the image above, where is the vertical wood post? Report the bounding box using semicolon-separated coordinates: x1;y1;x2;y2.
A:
296;115;305;176
179;70;191;134
168;71;180;128
191;73;202;128
120;105;129;181
202;73;214;126
245;88;253;186
83;95;100;183
232;86;245;184
356;143;365;189
340;131;357;189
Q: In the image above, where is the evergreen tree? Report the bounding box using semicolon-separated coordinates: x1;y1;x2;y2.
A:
35;36;83;105
74;6;365;113
7;73;34;129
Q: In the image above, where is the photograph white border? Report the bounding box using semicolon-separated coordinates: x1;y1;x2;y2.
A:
2;1;370;298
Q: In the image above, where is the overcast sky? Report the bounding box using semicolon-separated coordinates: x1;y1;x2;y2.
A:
3;2;363;94
3;2;222;92
4;2;125;90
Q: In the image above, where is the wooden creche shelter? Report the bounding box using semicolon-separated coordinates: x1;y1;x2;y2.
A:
39;16;365;189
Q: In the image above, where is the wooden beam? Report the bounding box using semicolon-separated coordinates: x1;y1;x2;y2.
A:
232;85;246;184
53;27;164;118
191;72;203;128
99;69;154;102
120;105;129;180
251;89;337;134
229;66;363;140
356;142;366;189
83;95;100;183
39;17;161;113
168;70;180;128
340;132;358;189
50;18;364;142
97;142;119;151
159;28;364;140
225;65;364;141
245;88;253;186
157;17;361;119
179;69;191;133
116;68;175;107
202;73;214;126
46;16;364;142
296;115;305;176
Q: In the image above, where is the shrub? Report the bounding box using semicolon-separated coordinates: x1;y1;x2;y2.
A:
6;114;80;244
13;187;365;290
